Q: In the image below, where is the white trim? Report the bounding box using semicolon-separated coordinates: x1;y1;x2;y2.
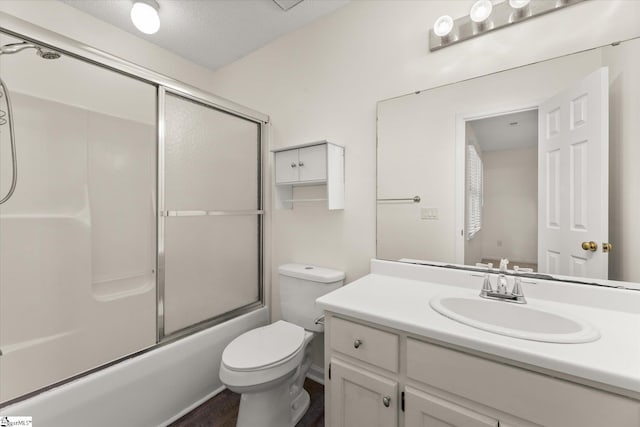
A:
306;364;325;385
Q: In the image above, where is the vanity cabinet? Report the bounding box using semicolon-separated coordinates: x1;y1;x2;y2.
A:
330;359;399;427
404;387;497;427
272;141;344;210
325;314;640;427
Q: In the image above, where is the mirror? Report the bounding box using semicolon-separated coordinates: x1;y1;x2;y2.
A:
377;37;640;284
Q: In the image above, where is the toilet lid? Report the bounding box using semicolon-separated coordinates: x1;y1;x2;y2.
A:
222;321;305;371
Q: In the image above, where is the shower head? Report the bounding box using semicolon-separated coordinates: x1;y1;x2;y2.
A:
0;42;60;59
36;49;61;60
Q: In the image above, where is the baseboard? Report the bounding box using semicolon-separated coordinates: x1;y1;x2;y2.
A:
160;385;226;426
306;363;324;385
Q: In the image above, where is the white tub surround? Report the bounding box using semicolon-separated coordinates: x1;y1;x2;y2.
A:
317;260;640;396
0;308;268;427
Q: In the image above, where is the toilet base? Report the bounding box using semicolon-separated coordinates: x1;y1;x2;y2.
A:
236;377;292;427
291;389;310;426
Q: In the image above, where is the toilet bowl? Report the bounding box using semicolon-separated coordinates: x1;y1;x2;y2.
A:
219;263;344;427
220;321;314;426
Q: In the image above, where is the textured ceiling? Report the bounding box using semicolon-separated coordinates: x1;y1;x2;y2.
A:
61;0;349;71
469;109;539;152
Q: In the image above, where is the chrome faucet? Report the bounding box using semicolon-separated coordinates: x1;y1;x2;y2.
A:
475;261;528;304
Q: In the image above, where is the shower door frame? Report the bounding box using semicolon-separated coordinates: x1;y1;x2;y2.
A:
157;87;266;342
0;11;268;403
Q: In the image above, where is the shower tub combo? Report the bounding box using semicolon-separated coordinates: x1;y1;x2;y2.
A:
0;13;269;426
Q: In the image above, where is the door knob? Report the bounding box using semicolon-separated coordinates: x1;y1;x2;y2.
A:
353;339;363;349
383;396;391;407
581;241;598;252
603;242;613;253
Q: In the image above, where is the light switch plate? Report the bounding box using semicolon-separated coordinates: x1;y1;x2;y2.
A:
421;207;439;220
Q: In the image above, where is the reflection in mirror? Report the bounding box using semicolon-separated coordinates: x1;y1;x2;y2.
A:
377;37;639;283
464;110;538;272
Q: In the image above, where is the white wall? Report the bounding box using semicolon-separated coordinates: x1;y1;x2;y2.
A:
482;147;538;264
207;0;640;295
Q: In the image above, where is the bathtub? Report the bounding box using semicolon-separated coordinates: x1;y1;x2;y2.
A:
0;307;269;426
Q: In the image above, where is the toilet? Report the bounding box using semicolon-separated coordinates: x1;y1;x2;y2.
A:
219;263;345;427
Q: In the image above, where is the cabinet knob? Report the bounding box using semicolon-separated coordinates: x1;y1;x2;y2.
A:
353;339;363;349
290;162;297;168
298;161;304;167
383;396;391;407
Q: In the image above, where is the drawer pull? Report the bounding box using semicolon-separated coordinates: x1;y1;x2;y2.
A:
383;396;391;407
354;339;363;348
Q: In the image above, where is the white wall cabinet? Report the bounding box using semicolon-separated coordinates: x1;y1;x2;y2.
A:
273;141;344;210
324;314;640;427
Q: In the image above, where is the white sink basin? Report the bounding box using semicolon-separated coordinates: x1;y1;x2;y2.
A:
430;296;600;343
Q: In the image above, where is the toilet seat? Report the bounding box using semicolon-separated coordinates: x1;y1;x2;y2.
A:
222;320;305;372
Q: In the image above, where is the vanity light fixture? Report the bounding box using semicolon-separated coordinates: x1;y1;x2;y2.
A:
509;0;532;20
130;0;160;35
429;0;585;52
433;15;455;41
470;0;494;31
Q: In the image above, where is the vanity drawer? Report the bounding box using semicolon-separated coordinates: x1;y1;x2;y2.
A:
330;317;399;372
406;338;640;427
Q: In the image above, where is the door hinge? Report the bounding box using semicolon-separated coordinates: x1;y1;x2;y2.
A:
328;363;331;380
401;391;405;412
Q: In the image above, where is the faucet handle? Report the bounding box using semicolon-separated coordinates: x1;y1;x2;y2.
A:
511;276;525;298
475;262;493;271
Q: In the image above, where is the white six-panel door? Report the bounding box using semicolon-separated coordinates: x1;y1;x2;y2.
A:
538;67;609;279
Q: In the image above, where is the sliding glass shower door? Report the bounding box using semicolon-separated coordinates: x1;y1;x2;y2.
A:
0;28;265;404
0;33;157;403
160;91;263;337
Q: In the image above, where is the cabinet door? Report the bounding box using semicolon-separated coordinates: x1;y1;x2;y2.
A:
330;359;398;427
298;144;327;182
405;387;498;427
274;149;299;184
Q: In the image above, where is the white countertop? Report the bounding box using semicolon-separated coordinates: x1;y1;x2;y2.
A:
316;267;640;395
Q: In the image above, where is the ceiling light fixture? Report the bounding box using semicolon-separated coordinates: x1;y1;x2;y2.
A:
429;0;585;52
130;0;160;35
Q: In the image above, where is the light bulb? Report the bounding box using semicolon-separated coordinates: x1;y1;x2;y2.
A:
470;0;493;23
131;0;160;35
509;0;530;9
433;15;454;37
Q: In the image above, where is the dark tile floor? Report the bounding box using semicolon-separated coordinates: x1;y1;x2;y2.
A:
169;378;324;427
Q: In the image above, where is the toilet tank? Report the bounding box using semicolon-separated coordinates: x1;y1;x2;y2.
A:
278;263;345;332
